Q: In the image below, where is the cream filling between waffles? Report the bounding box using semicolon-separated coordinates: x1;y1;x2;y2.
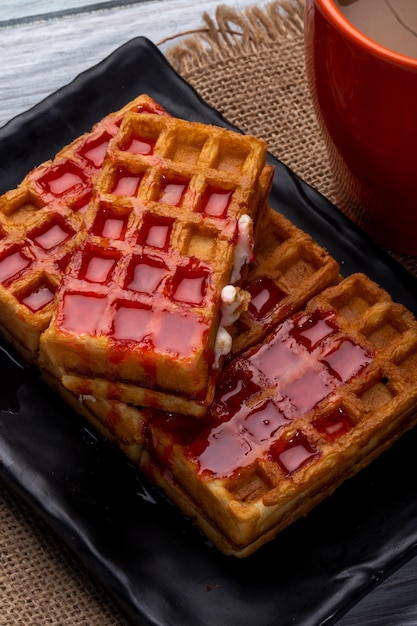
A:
214;214;253;368
231;214;253;283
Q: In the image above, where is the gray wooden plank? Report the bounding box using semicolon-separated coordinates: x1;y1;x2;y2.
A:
0;0;259;127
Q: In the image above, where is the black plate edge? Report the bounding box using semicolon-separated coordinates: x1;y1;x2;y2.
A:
1;36;417;626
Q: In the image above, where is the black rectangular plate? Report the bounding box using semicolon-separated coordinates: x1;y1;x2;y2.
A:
2;38;417;626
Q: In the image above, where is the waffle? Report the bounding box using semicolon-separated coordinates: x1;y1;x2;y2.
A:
41;112;270;416
0;95;169;362
232;208;340;355
141;273;417;557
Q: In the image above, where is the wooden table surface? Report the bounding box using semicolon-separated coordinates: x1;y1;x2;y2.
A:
2;1;417;624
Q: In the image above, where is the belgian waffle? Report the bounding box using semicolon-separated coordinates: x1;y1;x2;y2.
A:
0;95;169;362
141;273;417;557
41;112;270;416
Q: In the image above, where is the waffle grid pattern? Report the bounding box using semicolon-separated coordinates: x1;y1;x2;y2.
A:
143;273;417;556
226;273;417;501
41;112;269;414
0;96;169;360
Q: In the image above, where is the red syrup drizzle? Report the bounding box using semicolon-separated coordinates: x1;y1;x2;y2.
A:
36;162;87;198
123;136;155;155
126;255;168;294
243;399;289;442
155;310;206;357
114;100;169;126
71;192;91;215
158;178;187;206
29;219;73;251
320;339;373;383
56;253;71;274
111;170;141;196
213;368;261;419
246;276;287;320
137;215;174;250
131;102;170;117
171;263;209;306
78;133;111;168
112;303;153;342
173;275;206;305
314;407;353;442
290;310;340;351
92;207;129;240
0;247;31;286
61;293;107;335
111;303;207;358
176;309;374;478
80;252;118;284
269;431;318;476
201;187;232;218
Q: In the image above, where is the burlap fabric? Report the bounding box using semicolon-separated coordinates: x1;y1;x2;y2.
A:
2;1;416;624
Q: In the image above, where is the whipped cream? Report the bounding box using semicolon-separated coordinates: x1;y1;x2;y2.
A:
213;284;248;368
213;215;254;369
230;214;253;283
220;284;245;327
213;326;233;369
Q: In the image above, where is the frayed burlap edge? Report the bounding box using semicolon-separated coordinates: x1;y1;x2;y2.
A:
165;0;417;274
165;0;304;72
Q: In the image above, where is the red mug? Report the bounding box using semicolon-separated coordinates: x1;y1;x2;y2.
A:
304;0;417;255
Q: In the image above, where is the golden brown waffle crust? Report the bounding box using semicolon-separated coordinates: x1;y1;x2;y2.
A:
0;95;170;363
40;111;270;415
0;95;172;455
143;272;417;556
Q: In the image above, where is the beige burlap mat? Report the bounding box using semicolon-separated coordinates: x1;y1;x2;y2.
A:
1;2;416;625
164;0;417;276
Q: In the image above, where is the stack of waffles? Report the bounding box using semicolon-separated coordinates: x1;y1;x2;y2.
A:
40;106;271;416
2;95;417;557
